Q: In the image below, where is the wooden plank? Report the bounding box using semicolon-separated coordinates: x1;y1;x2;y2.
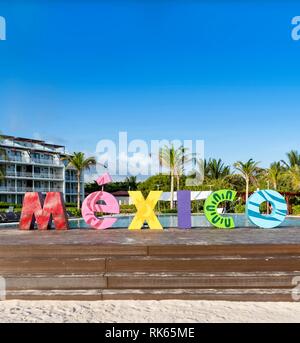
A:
0;257;106;274
102;288;295;301
2;228;300;246
5;274;107;290
6;289;103;301
4;288;295;301
106;256;300;273
107;272;296;289
0;245;147;258
148;244;300;257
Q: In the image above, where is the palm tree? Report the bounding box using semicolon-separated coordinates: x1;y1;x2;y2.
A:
124;176;138;190
62;152;96;210
267;162;282;190
282;150;300;168
207;158;231;180
287;165;300;191
234;159;260;202
159;145;188;209
174;146;190;191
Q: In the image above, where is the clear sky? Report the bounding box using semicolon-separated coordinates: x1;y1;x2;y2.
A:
1;0;300;169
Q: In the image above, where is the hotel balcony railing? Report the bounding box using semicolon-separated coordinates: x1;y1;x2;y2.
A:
35;188;64;193
31;158;62;166
0;156;64;166
65;177;78;181
4;171;63;179
0;186;16;192
0;187;64;193
35;173;64;180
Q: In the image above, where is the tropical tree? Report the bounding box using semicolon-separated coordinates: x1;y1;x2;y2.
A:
234;159;260;202
137;174;171;195
124;176;139;190
282;150;300;169
206;158;231;180
267;162;283;190
174;146;191;191
286;165;300;191
159;145;189;209
62;152;96;210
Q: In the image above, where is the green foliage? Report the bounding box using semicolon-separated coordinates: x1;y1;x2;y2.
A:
161;208;177;214
292;205;300;215
0;202;22;209
283;150;300;168
234;203;245;213
259;202;268;213
205;158;231;179
138;174;171;195
85;179;140;195
66;207;81;217
191;200;204;213
65;202;76;208
120;204;136;214
234;159;260;182
124;176;139;190
62;152;96;210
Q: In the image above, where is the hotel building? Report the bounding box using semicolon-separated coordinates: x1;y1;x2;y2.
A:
0;135;84;204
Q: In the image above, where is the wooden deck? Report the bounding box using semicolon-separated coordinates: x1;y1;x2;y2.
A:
1;227;300;301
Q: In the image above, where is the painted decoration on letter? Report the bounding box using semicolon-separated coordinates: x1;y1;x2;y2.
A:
81;173;120;229
19;192;69;230
128;191;163;230
204;190;236;229
246;190;287;229
177;190;191;229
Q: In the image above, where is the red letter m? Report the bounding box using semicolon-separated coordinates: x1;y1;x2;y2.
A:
19;192;69;230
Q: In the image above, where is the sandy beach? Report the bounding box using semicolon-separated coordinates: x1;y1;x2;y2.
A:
0;300;299;323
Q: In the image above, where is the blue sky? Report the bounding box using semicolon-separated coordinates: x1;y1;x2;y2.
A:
1;1;300;169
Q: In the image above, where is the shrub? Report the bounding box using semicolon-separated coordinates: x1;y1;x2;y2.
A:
66;207;81;217
0;202;22;209
160;208;177;214
234;203;245;214
120;204;136;214
191;200;204;213
292;205;300;215
65;202;77;208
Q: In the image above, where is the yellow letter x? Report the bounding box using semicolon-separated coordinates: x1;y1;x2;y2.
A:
128;191;163;230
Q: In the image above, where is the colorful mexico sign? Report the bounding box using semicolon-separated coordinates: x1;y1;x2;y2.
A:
19;173;288;231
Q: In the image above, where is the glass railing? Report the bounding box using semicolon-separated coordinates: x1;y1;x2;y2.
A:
0;187;64;193
3;172;64;179
0;156;64;166
35;174;64;180
0;186;16;192
16;172;33;178
65;177;77;181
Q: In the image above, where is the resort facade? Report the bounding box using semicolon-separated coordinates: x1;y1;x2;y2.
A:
0;135;84;204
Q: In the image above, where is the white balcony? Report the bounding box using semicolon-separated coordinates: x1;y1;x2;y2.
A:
0;186;16;193
65;177;77;181
0;187;64;193
35;187;64;193
32;158;63;166
3;171;64;180
35;173;64;180
0;156;64;167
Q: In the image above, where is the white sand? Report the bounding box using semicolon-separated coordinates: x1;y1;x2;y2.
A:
0;300;300;322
